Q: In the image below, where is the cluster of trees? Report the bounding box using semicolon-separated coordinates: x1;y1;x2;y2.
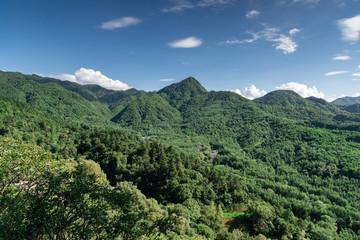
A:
2;72;360;239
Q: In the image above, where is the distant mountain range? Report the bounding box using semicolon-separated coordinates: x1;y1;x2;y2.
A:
332;96;360;105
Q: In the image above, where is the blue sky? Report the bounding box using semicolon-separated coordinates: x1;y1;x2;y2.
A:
1;0;360;101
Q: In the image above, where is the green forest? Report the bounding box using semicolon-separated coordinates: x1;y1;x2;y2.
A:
2;71;360;239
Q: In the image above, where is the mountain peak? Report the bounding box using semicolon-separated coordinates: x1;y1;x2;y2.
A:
159;77;206;92
254;90;309;107
158;77;207;108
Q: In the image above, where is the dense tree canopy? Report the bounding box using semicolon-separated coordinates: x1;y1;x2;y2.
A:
2;71;360;239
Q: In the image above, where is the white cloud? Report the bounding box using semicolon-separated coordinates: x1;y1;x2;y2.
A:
353;72;360;77
332;55;351;60
289;28;301;35
358;65;360;69
262;28;299;53
327;93;345;102
33;73;45;77
222;27;299;54
169;36;202;48
243;85;267;99
221;33;260;45
163;0;234;12
324;71;349;76
50;68;131;91
293;0;320;4
272;35;298;54
338;14;360;42
232;84;267;100
160;78;176;82
232;89;242;95
100;17;141;30
276;82;325;98
246;10;260;19
50;73;76;82
328;92;360;102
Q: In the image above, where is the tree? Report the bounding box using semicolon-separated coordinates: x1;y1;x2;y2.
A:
0;137;62;217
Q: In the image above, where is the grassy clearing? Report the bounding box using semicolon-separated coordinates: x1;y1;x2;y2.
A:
223;212;246;219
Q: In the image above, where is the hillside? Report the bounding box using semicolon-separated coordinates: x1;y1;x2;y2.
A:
338;103;360;113
0;71;112;122
254;90;310;107
2;72;360;239
158;77;208;108
111;93;182;126
332;96;360;105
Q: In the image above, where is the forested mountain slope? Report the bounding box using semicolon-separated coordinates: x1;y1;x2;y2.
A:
332;96;360;105
0;71;112;122
2;71;360;239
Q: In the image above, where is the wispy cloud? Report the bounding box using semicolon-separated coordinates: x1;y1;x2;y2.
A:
353;72;360;77
246;10;260;19
160;78;176;82
162;0;235;13
222;27;299;54
332;55;351;60
100;17;141;30
221;33;260;45
289;28;301;35
169;36;202;48
272;34;298;54
276;82;325;98
50;68;131;90
338;14;360;42
324;71;349;76
232;84;267;100
292;0;320;4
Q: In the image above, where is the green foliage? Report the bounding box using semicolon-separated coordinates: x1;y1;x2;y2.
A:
223;212;246;219
198;224;215;239
3;72;360;239
80;158;110;185
112;93;181;127
158;77;207;108
0;71;112;123
332;95;360;105
254;90;310;107
0;137;62;218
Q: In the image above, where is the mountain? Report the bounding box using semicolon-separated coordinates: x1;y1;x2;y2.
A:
253;90;310;107
332;96;360;105
0;71;112;122
158;77;207;108
31;73;141;105
3;71;360;239
252;90;347;122
339;103;360;113
0;71;144;122
111;93;181;126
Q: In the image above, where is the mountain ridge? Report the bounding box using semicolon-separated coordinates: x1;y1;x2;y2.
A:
2;70;360;239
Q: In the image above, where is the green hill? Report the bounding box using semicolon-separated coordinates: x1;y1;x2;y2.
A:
158;77;207;108
332;96;360;105
3;71;360;239
339;103;360;113
254;90;310;107
0;71;112;122
31;73;141;105
111;93;181;127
